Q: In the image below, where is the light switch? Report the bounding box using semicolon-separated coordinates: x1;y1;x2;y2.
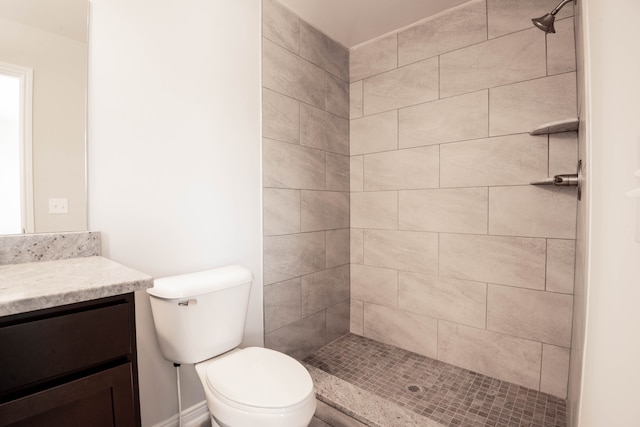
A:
48;198;68;214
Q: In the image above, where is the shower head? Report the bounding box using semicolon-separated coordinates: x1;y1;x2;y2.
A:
532;13;557;33
532;0;574;34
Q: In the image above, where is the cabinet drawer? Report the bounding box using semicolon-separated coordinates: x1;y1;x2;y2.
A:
0;301;132;397
0;363;136;427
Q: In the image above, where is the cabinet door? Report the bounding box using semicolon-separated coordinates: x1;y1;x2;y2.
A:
0;364;137;427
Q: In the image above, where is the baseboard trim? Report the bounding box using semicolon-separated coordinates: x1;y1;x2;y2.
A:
152;401;210;427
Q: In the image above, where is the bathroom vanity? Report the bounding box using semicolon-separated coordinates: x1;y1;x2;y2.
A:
0;255;153;427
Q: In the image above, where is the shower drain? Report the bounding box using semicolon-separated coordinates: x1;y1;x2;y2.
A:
406;384;423;393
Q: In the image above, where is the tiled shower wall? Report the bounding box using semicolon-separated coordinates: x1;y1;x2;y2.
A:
261;0;351;359
349;0;578;398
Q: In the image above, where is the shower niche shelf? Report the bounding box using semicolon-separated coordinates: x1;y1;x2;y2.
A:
530;118;579;135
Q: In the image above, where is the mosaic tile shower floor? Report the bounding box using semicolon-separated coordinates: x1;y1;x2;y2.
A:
304;334;566;427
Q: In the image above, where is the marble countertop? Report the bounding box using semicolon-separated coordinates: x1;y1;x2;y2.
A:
0;256;153;317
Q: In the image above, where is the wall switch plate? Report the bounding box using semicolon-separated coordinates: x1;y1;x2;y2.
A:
48;198;68;214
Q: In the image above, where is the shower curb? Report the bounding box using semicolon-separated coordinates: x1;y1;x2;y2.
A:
305;364;445;427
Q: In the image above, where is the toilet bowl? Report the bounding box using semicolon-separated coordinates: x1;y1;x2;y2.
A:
195;347;316;427
146;266;316;427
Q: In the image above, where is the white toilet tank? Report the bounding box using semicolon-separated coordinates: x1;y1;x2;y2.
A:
147;265;253;364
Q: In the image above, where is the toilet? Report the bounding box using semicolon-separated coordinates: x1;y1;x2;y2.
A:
147;265;316;427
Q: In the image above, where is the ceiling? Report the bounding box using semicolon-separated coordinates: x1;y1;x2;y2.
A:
0;0;87;42
278;0;473;48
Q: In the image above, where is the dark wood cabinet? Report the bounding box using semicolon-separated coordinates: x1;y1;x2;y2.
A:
0;294;141;427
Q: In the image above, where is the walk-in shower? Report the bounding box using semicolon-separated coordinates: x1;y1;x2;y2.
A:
532;0;574;33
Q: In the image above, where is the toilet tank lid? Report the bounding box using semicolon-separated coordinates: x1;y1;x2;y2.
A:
147;265;253;299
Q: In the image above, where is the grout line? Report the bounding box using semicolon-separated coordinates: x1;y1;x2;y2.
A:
396;191;400;231
436;318;440;360
545;30;549;77
438;55;441;100
395;269;400;307
544;238;549;291
487;88;491;139
485;0;489;40
548;134;551;177
539;343;545;391
436;232;440;277
485;282;489;330
437;144;441;189
360;79;364;118
486;186;490;235
396;109;400;150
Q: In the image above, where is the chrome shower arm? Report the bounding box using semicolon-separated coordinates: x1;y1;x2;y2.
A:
551;0;574;16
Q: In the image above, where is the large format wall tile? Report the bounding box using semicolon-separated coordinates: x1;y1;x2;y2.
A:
301;265;350;316
262;5;351;361
440;28;546;98
263;38;326;108
265;311;325;360
350;34;397;82
487;0;573;39
263;138;325;190
364;230;438;275
549;132;578;177
440;134;548;188
264;278;301;333
350;81;363;119
438;321;542;390
326;229;350;268
300;21;349;81
350;299;364;335
398;272;487;328
264;231;325;284
350;111;398;155
398;0;487;66
351;264;398;307
364;303;438;358
487;284;573;347
263;0;578;390
489;72;577;136
325;74;350;119
363;146;439;191
326;300;351;343
363;58;439;115
263;88;299;144
351;229;364;264
399;188;488;234
262;0;299;52
489;186;577;238
547;18;576;75
350;156;364;191
351;191;398;230
301;191;349;232
546;239;576;294
263;188;300;236
440;233;546;289
326;152;349;192
399;90;489;148
300;104;349;155
541;344;570;398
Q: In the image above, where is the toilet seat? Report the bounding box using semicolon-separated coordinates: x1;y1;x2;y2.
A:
203;347;315;413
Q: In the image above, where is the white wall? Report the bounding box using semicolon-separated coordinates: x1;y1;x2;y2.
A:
573;0;640;425
87;0;262;425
